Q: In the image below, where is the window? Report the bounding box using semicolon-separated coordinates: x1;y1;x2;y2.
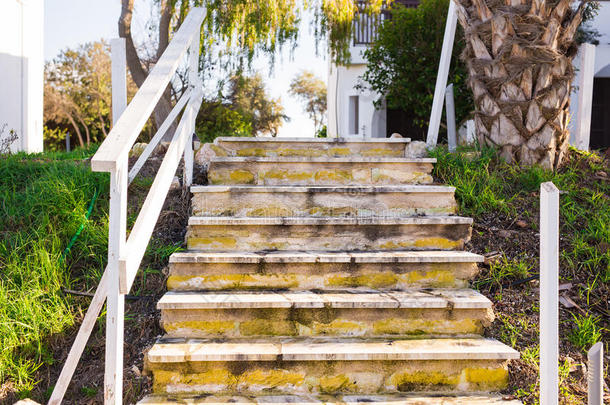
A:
349;96;359;135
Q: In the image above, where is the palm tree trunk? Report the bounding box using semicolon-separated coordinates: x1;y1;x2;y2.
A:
453;0;585;169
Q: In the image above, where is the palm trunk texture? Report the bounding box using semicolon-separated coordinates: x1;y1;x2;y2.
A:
453;0;586;169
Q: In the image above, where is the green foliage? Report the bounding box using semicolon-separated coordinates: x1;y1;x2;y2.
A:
567;314;604;351
361;0;472;134
43;126;68;152
431;146;610;284
0;149;108;394
289;70;327;135
195;72;286;141
196;101;252;143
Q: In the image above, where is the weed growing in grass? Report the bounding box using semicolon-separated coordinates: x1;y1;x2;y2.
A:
567;313;604;351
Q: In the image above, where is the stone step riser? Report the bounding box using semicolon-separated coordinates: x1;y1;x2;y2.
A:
160;306;493;339
186;222;472;252
213;138;410;158
148;359;511;396
167;261;480;291
192;188;457;217
207;161;434;186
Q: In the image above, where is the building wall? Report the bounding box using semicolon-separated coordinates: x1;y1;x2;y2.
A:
0;0;44;153
327;44;387;138
569;2;610;144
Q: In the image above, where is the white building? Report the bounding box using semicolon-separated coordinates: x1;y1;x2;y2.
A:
329;1;610;150
327;0;420;139
570;2;610;151
0;0;44;153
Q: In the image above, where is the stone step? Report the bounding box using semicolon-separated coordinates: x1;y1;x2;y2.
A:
191;185;457;217
212;136;412;158
158;289;494;338
167;251;483;291
138;394;522;404
145;338;519;395
185;216;472;252
207;157;435;186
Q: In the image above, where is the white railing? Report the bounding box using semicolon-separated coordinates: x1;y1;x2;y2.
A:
47;7;206;405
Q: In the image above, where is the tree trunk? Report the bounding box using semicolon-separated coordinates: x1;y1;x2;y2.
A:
119;0;177;140
64;111;85;147
453;0;585;169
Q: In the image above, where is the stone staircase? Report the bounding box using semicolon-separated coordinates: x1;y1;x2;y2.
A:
139;137;520;404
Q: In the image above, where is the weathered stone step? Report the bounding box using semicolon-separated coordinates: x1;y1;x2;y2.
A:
145;338;519;395
158;289;494;338
167;251;483;291
138;393;522;404
207;157;435;186
191;185;457;217
186;216;472;251
212;136;412;158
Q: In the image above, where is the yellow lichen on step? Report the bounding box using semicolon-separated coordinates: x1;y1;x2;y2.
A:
388;371;459;391
167;273;300;291
208;169;256;185
261;169;313;182
236;148;267;157
247;206;293;217
372;318;482;335
318;374;357;393
239;320;297;336
311;320;366;336
187;236;237;250
463;367;509;389
163;320;237;336
277;148;324;157
314;170;353;183
229;170;256;183
239;369;305;390
153;369;236;392
361;148;402;157
414;238;462;250
401;269;457;287
326;272;399;288
209;144;229;156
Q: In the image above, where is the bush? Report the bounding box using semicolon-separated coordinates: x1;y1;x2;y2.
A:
361;0;472;136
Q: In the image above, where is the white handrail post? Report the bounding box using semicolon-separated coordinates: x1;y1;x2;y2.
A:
426;0;457;148
104;159;127;404
540;181;559;405
445;83;457;152
183;35;200;187
587;342;603;405
111;38;127;127
575;43;596;151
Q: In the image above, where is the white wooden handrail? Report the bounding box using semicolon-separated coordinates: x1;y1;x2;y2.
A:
120;88;204;293
91;7;205;173
48;7;206;405
128;88;193;183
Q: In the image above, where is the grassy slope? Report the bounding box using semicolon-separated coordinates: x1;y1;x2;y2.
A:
431;147;609;404
0;148;183;403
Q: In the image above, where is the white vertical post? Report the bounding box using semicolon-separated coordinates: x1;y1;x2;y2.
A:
465;119;475;145
445;83;457;152
111;38;127;128
588;342;603;405
540;181;559;405
183;36;200;187
104;159;127;404
575;43;596;151
426;0;457;147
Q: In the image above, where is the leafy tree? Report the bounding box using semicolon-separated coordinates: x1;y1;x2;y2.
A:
118;0;392;131
225;73;287;137
195;72;287;141
44;41;138;150
360;0;472;138
289;71;327;135
454;0;595;169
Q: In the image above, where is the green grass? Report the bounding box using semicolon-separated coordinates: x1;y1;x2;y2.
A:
0;147;110;396
431;146;610;282
567;313;604;351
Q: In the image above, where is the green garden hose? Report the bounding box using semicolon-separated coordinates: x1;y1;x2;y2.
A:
60;188;99;261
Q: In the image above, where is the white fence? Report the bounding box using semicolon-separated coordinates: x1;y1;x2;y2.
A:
47;7;206;404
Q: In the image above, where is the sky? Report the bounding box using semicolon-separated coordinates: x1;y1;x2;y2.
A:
43;0;328;138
